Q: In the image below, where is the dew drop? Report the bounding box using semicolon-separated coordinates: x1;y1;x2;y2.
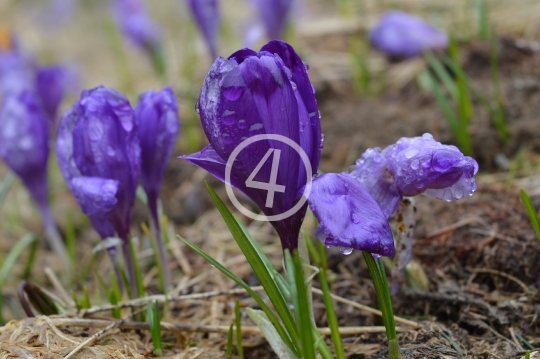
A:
107;146;116;156
340;247;353;255
222;133;233;145
411;159;419;170
88;118;104;141
249;123;263;132
351;213;360;224
237;119;247;129
221;110;236;125
290;81;297;91
319;133;325;150
223;86;244;101
404;147;419;159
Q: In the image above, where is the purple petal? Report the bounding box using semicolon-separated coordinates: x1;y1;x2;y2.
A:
370;11;448;58
36;65;78;124
252;0;293;40
186;0;220;59
0;91;49;207
113;0;162;51
349;148;401;217
307;173;394;257
136;87;179;198
71;176;119;217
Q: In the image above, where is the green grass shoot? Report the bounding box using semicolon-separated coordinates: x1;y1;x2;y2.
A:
227;323;234;356
0;171;15;208
234;299;244;358
147;300;163;357
520;189;540;242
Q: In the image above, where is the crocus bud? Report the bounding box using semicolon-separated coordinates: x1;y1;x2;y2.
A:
0;91;49;214
186;0;220;59
35;65;76;125
253;0;293;40
0;91;69;264
182;40;393;254
136;87;179;205
350;133;478;217
0;51;35;95
370;11;448;58
56;86;140;242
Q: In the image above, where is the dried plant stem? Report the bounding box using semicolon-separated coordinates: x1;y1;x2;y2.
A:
51;317;407;335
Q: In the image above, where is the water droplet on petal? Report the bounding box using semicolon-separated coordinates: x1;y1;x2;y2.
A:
237;119;247;129
404;147;419;159
221;110;236;125
107;146;115;156
223;86;244;101
340;247;353;255
88;117;104;141
222;133;233;145
319;134;325;150
351;213;360;224
411;159;419;170
249;123;263;132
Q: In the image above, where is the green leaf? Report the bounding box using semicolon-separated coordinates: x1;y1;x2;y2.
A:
318;244;345;359
424;51;458;101
227;324;234;356
0;172;15;208
205;183;300;351
147;300;163;357
520;189;540;242
363;252;400;359
247;308;298;359
0;234;35;288
179;235;298;356
293;251;316;359
235;299;244;358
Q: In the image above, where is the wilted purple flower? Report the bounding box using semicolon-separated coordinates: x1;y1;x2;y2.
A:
136;87;179;288
35;65;76;125
253;0;293;40
182;40;393;255
57;86;140;242
0;91;69;265
308;173;395;257
370;11;448;58
186;0;220;59
350;133;478;217
113;0;162;54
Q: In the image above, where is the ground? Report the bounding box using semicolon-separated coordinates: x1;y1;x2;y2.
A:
1;0;540;358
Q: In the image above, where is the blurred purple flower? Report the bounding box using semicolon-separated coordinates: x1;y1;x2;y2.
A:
186;0;220;59
0;51;36;95
56;86;140;242
370;10;448;58
113;0;162;53
136;87;179;288
350;133;478;217
182;40;393;255
0;91;69;264
136;87;179;217
36;65;77;125
253;0;293;40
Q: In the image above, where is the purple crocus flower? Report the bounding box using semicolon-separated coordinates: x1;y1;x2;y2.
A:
57;86;140;294
186;0;220;59
349;133;478;217
253;0;293;40
370;10;448;58
0;51;35;96
136;86;179;288
0;91;69;265
35;65;76;126
182;40;393;256
113;0;162;51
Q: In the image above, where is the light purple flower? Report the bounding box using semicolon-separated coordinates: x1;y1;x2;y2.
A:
113;0;162;52
186;0;220;59
370;10;448;58
56;86;140;241
350;133;478;217
181;40;393;255
253;0;293;40
136;87;179;208
0;51;35;95
36;65;77;125
0;91;69;264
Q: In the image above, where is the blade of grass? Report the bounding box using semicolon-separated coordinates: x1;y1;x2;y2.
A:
0;172;15;208
235;299;244;358
318;244;345;359
179;235;299;356
0;234;35;288
424;51;458;101
147;300;163;357
205;183;300;351
227;324;234;356
22;236;39;280
293;251;316;359
520;189;540;242
363;252;400;359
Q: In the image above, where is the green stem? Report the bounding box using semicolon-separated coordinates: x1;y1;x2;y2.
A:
362;252;400;359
